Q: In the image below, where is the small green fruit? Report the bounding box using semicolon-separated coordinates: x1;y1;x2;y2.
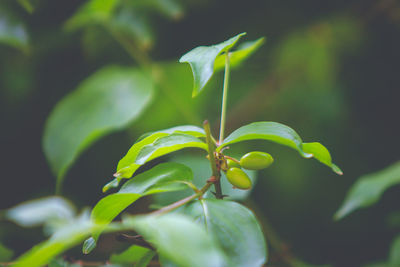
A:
240;151;274;170
226;167;252;190
226;158;241;169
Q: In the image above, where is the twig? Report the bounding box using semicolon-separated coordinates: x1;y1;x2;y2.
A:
150;181;213;216
116;234;154;250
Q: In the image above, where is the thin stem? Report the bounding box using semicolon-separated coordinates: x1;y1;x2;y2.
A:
219;52;231;144
116;234;154;250
204;120;223;199
224;155;240;164
150;182;213;216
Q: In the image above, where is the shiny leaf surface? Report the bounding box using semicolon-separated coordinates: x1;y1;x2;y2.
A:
219;122;341;174
185;199;267;267
107;125;204;191
135;133;208;165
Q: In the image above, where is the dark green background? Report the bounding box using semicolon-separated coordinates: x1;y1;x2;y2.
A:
1;0;399;266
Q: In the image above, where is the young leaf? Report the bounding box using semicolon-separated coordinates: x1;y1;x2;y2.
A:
335;161;400;220
303;142;343;175
218;121;341;174
104;125;205;192
179;32;246;97
213;37;266;71
43;66;154;191
86;162;193;252
135;133;208;165
185;199;267;267
123;214;227;267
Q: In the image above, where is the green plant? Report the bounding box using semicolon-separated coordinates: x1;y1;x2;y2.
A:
335;161;400;266
4;31;342;267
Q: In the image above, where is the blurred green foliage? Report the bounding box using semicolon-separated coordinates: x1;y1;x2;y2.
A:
0;0;399;266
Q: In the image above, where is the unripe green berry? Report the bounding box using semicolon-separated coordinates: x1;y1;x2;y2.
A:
240;151;274;170
226;167;252;190
226;158;241;169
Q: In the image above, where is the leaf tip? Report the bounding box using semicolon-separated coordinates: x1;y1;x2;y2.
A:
102;178;120;193
332;164;343;175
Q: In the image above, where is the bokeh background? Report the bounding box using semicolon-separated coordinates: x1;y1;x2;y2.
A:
1;0;400;266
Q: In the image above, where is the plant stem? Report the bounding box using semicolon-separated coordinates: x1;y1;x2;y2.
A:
204;120;223;199
150;182;213;216
219;52;231;144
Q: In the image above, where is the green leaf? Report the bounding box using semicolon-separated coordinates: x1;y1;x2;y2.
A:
214;37;266;71
124;214;227;267
179;32;246;97
335;161;400;220
17;0;34;13
185;199;267;267
87;162;193;252
64;0;120;31
389;235;400;266
218;122;341;174
0;242;14;261
303;142;343;175
49;258;81;267
9;205;131;267
134;251;156;267
144;0;183;19
135;133;208;165
109;7;154;49
6;197;75;227
6;198;135;267
104;125;205;192
43;66;154;191
0;7;29;51
110;245;151;264
11;211;97;267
